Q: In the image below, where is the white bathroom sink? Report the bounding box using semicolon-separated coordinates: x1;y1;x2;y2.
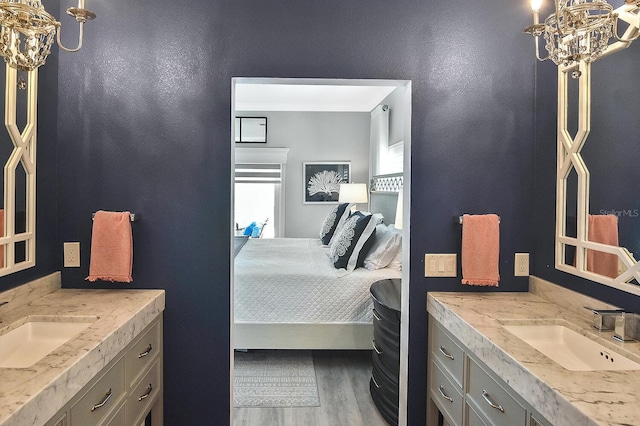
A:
503;323;640;371
0;316;98;368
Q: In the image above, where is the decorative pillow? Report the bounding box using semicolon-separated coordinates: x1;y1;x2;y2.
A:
328;212;382;272
363;224;402;270
320;203;353;245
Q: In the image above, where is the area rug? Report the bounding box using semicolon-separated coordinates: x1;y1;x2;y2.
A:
234;350;320;408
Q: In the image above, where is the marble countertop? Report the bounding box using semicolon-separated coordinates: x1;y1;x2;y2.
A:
0;274;165;426
428;280;640;426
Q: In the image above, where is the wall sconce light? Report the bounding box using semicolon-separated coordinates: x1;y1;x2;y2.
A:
524;0;640;68
0;0;95;71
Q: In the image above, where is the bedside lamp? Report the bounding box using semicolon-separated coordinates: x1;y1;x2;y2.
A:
339;183;368;212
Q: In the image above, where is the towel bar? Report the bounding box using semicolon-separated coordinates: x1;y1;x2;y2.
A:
92;212;138;222
458;215;500;224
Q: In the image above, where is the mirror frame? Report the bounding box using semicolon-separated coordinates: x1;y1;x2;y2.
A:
0;64;37;277
555;10;640;295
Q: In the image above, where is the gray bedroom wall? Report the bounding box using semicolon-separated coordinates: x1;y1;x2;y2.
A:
236;111;371;238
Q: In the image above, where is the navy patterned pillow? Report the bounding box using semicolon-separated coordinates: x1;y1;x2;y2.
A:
329;212;382;272
319;203;353;245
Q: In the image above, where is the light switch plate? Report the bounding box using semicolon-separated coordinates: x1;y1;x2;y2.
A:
425;254;457;277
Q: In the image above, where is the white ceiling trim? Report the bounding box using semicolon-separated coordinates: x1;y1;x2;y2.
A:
235;83;397;112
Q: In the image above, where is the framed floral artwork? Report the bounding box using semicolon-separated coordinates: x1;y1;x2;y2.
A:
303;162;351;204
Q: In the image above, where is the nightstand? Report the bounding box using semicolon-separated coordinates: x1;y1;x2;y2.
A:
369;278;401;426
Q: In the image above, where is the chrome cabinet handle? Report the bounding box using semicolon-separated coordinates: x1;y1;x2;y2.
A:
371;376;381;389
138;344;153;358
91;389;113;412
372;309;382;321
438;385;453;403
439;345;454;360
372;340;382;355
482;390;505;413
138;384;153;401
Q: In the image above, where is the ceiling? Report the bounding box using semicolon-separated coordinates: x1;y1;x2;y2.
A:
234;82;397;112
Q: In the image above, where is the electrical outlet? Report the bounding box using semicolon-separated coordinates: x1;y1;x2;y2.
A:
515;253;529;276
64;242;80;267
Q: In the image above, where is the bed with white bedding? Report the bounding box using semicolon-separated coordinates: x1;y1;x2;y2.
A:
233;237;401;349
233;176;403;350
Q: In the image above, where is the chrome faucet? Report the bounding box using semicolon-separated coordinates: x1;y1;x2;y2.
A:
584;307;625;331
613;313;640;342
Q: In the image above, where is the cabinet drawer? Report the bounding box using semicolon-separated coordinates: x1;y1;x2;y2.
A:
372;363;399;403
430;362;463;426
374;322;400;350
373;303;400;330
370;378;398;426
70;357;125;426
104;403;126;426
467;358;526;426
126;320;161;387
127;358;161;426
372;340;400;377
372;350;399;387
373;325;400;355
432;323;465;388
465;401;490;426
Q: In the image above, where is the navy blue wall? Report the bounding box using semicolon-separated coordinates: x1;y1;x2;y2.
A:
51;0;535;424
532;35;640;312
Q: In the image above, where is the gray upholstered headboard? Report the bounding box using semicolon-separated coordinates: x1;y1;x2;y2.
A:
369;173;403;226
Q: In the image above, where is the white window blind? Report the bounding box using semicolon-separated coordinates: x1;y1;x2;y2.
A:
234;163;282;184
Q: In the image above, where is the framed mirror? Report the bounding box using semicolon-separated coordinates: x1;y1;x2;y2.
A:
235;117;267;143
556;58;640;295
0;65;37;277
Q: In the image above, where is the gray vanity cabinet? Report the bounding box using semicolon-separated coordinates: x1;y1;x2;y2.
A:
45;316;163;426
427;315;551;426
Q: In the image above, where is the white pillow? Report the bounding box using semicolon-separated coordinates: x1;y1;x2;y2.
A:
386;248;403;271
363;224;402;270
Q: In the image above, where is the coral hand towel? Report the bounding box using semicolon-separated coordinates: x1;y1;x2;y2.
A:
86;211;133;283
461;214;500;287
587;214;619;278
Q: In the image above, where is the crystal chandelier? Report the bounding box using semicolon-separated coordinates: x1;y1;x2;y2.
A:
0;0;95;71
524;0;640;67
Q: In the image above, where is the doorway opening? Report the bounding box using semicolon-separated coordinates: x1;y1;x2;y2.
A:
230;77;411;425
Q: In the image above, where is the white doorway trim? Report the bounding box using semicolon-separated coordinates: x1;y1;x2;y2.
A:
230;77;411;426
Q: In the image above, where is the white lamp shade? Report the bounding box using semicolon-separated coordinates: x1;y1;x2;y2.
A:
395;188;403;230
338;183;368;204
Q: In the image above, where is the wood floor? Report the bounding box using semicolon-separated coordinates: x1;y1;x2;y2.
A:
233;350;390;426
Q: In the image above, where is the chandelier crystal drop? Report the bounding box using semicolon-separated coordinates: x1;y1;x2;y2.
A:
0;0;95;71
524;0;640;68
546;0;615;65
0;0;58;70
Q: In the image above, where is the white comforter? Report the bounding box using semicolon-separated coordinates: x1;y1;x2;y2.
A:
234;238;401;324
